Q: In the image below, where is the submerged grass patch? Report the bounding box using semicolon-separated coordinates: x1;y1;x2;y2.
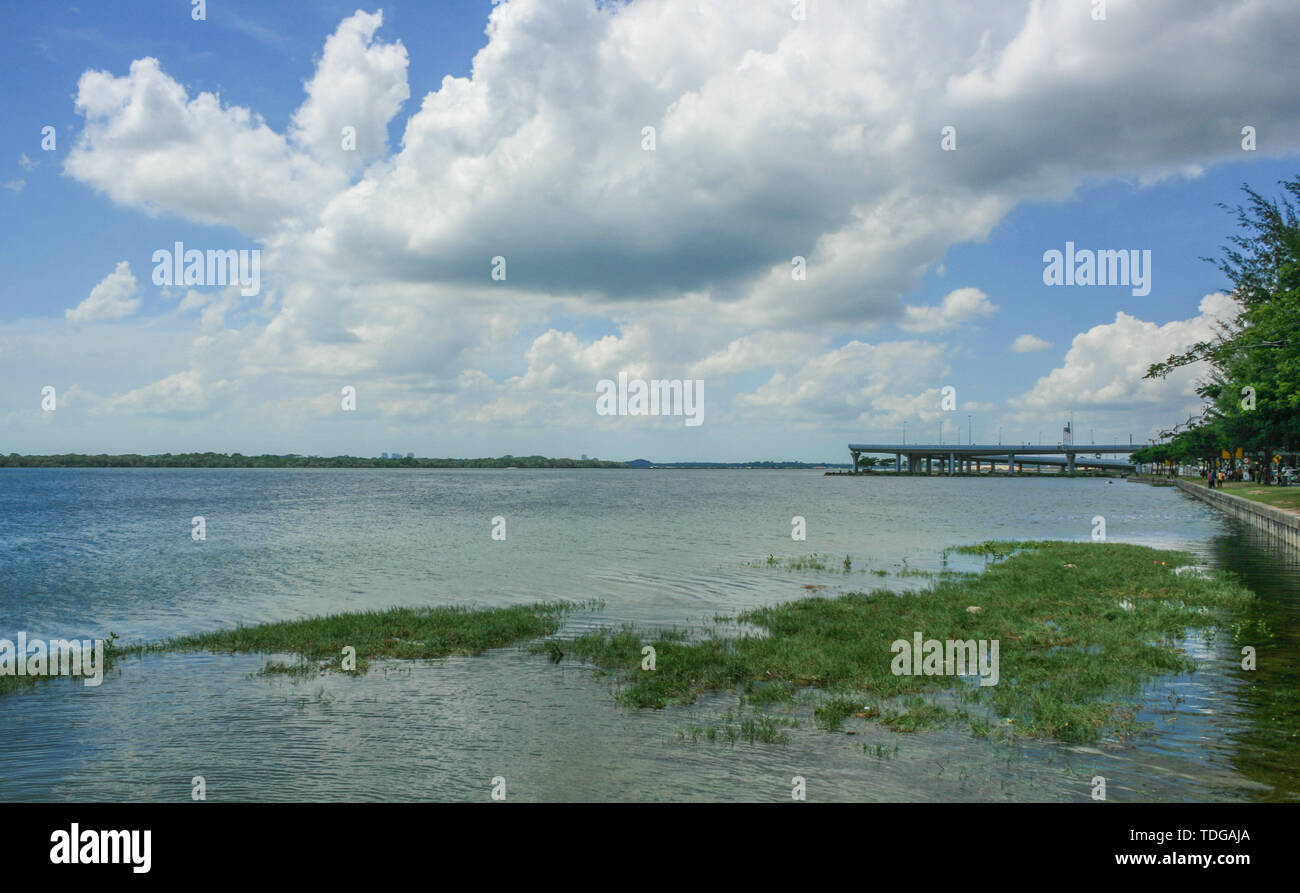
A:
678;707;797;745
749;553;854;573
949;540;1044;559
157;601;585;674
564;542;1259;744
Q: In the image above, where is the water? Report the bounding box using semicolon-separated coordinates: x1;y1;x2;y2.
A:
1;468;1296;801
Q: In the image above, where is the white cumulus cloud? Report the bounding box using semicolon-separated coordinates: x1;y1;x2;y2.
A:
1011;334;1053;353
1012;293;1240;415
900;288;999;333
65;261;141;324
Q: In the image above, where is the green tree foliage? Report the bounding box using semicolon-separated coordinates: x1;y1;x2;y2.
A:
1142;176;1300;464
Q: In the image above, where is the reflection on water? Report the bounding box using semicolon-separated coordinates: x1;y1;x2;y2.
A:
0;469;1295;801
1194;525;1300;799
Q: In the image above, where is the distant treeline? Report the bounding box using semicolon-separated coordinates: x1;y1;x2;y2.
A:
625;459;851;469
0;453;628;469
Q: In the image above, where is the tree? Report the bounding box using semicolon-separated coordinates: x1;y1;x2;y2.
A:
1145;176;1300;469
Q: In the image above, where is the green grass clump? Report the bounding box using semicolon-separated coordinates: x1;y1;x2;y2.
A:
679;705;796;745
257;659;320;678
159;602;580;674
814;695;867;731
879;702;953;733
744;679;797;706
950;540;1043;558
751;553;856;573
563;542;1258;744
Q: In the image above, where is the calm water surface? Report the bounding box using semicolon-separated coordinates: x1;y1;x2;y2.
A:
1;469;1296;801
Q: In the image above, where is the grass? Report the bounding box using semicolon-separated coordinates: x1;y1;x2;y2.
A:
949;540;1044;558
154;601;585;675
749;553;953;579
814;695;866;731
749;553;854;573
679;707;796;745
562;542;1259;744
1200;480;1300;513
4;600;594;696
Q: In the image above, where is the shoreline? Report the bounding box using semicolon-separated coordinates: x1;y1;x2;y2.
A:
1173;479;1300;550
1130;474;1300;550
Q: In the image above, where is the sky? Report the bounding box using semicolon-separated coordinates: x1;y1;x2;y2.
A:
1;0;1298;462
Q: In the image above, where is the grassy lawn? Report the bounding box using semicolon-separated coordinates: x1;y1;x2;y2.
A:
562;542;1260;744
1201;480;1300;513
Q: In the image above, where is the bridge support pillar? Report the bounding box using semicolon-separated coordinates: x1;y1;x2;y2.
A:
1066;452;1075;474
1008;453;1016;475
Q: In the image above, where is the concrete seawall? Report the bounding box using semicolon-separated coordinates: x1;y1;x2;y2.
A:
1175;480;1300;550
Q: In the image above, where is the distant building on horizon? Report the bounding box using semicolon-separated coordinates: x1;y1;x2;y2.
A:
581;454;588;460
380;452;389;459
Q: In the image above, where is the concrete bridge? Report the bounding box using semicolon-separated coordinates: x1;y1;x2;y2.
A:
847;442;1136;475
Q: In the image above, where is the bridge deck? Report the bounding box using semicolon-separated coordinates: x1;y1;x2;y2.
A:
848;443;1134;456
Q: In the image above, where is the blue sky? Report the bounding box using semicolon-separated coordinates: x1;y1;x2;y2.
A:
1;0;495;320
1;1;1298;461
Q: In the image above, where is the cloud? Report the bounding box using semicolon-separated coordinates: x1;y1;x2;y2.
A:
900;287;998;333
64;2;1300;319
18;153;37;172
65;261;141;324
734;340;950;424
103;369;229;417
58;5;415;241
1012;293;1239;414
27;1;1300;452
289;10;410;170
1010;334;1053;353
